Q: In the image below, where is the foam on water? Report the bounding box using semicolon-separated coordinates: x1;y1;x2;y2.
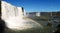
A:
1;1;43;30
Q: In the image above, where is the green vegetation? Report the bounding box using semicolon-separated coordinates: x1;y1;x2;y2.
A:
5;26;53;33
29;16;50;21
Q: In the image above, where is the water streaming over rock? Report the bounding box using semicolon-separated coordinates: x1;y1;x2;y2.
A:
1;1;43;30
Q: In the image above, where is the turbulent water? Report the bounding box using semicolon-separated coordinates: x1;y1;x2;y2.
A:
1;1;43;30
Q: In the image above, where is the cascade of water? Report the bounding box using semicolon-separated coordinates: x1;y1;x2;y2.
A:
1;1;43;30
1;1;26;30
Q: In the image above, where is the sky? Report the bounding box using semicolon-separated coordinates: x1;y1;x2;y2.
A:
2;0;60;12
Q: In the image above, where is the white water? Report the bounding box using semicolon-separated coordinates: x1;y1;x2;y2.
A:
1;1;43;30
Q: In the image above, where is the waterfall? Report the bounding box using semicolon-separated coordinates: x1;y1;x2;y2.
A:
1;1;23;20
1;1;43;30
1;1;26;30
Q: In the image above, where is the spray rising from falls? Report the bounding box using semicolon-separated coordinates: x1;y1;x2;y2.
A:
1;1;43;30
